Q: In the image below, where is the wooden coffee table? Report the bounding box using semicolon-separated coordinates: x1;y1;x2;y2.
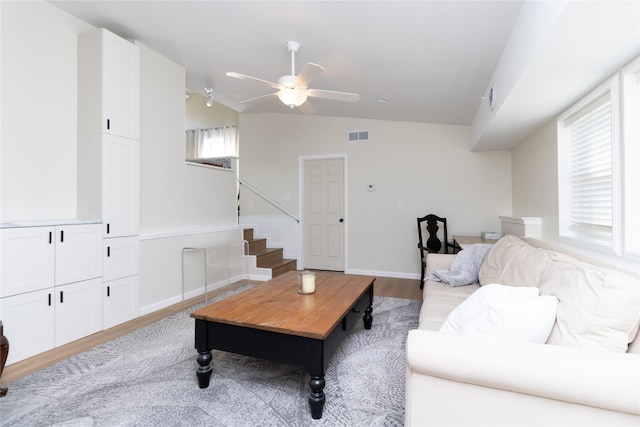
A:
191;270;375;419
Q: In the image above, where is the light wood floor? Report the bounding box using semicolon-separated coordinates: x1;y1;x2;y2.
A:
1;275;421;386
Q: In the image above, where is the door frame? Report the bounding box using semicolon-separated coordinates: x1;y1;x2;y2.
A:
298;154;348;271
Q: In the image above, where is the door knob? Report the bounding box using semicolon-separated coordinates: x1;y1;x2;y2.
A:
339;218;344;223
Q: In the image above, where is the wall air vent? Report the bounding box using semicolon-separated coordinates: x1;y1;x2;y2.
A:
348;130;370;142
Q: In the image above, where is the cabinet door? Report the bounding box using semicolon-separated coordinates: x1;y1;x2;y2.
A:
55;278;103;346
102;29;140;140
103;134;140;237
103;275;139;329
55;224;103;285
0;227;54;297
0;289;55;364
103;236;140;282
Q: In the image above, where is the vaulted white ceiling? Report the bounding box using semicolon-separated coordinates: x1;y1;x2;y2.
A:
50;1;639;150
50;1;522;123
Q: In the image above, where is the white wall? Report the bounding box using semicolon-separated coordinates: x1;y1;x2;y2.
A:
0;1;93;221
186;94;239;130
137;42;242;311
511;120;559;238
239;113;512;278
138;44;237;233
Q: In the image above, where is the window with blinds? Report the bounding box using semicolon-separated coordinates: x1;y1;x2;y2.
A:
558;76;619;250
185;125;238;170
567;94;613;242
559;55;639;264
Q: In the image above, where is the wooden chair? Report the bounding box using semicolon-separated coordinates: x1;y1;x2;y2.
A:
417;214;454;289
0;320;8;397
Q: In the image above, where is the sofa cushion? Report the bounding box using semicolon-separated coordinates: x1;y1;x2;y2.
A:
539;258;640;352
439;284;558;343
479;235;553;287
419;280;479;331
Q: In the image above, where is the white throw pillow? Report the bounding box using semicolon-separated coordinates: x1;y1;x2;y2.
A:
439;284;558;344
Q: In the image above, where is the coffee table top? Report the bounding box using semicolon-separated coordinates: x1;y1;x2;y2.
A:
191;271;375;339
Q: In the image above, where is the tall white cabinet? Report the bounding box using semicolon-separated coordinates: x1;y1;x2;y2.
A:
77;28;141;331
0;223;103;364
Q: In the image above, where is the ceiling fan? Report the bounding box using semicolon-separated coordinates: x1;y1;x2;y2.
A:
226;41;359;113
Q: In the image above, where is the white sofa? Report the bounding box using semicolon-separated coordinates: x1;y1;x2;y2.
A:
406;235;640;426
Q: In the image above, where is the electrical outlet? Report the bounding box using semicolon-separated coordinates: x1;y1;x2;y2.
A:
367;184;375;192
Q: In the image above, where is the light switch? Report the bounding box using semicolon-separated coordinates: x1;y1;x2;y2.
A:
367;184;375;192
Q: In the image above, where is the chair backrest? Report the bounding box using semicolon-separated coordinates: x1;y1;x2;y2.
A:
417;214;448;254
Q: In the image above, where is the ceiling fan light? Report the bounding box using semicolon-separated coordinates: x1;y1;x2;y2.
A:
205;87;214;107
278;88;307;108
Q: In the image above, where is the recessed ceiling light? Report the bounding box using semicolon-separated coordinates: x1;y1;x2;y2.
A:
375;97;389;104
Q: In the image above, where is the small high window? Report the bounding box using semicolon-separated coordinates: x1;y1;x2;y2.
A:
185;125;238;170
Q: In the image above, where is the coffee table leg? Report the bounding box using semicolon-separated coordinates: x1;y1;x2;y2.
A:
309;375;326;419
363;304;373;329
196;350;213;388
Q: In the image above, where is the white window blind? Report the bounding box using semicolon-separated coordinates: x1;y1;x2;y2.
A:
567;94;613;242
185;125;238;160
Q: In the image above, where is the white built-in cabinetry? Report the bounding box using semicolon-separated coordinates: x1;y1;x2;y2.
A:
77;28;141;332
0;223;103;364
0;28;141;366
77;27;140;140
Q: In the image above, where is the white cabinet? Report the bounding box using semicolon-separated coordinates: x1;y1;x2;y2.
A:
78;132;140;238
0;223;103;364
54;278;103;347
0;224;102;298
77;27;141;332
77;28;140;238
104;275;139;330
78;28;140;140
102;134;140;237
54;224;103;285
0;288;54;364
103;236;140;282
103;236;139;328
0;227;54;297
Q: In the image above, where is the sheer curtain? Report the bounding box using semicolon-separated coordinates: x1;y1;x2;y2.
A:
185;125;238;160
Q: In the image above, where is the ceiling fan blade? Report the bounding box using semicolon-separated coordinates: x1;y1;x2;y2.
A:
298;100;316;115
240;92;278;104
307;89;360;103
226;72;281;89
295;63;325;88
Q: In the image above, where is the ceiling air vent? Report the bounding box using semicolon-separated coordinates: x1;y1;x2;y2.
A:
348;130;370;142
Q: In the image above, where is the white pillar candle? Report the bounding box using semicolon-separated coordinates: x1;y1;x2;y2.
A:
302;273;315;293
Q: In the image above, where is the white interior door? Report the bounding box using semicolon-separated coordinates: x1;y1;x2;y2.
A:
303;158;345;271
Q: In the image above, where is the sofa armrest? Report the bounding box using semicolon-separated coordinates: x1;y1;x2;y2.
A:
406;330;640;418
425;253;456;276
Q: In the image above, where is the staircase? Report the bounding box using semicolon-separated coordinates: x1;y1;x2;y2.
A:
243;228;297;278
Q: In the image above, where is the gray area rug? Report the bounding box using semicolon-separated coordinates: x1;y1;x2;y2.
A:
0;285;420;426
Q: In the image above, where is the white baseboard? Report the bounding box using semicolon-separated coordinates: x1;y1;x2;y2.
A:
345;268;420;281
140;274;251;316
140;295;183;316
